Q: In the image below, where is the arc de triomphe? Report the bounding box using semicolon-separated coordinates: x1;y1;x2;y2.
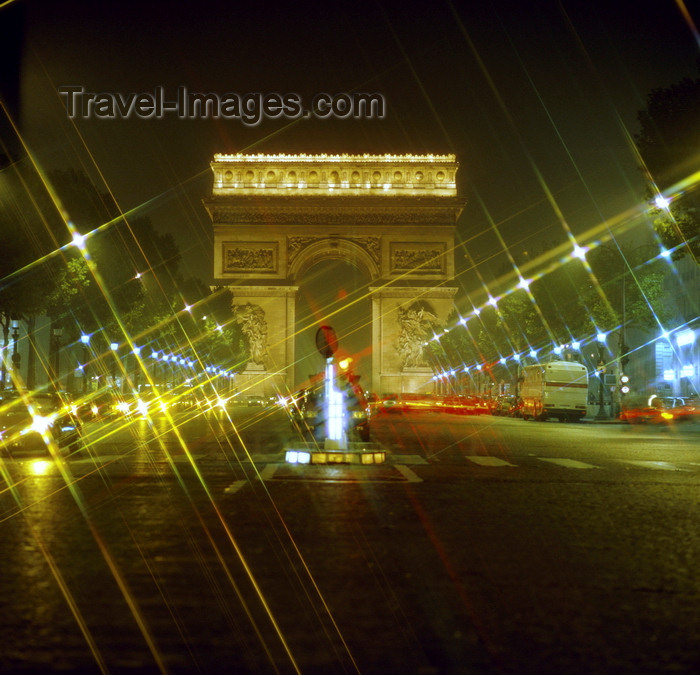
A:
203;153;465;396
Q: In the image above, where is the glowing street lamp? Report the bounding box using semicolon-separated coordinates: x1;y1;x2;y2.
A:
80;333;91;394
654;194;671;210
594;333;609;421
132;345;142;390
110;342;119;390
11;318;21;388
52;327;63;391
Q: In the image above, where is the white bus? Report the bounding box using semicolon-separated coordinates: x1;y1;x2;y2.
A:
519;360;588;422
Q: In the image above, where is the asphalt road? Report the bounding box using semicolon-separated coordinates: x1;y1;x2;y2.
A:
1;406;699;674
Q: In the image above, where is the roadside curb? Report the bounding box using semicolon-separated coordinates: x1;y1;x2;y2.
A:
582;417;700;431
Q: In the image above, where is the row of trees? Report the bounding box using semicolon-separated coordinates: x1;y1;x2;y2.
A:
636;65;700;262
0;157;247;393
427;241;673;381
429;65;700;386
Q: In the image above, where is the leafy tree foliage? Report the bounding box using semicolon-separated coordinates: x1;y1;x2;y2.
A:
636;73;700;186
0;156;93;386
0;161;243;388
582;245;674;331
432;243;671;389
635;69;700;262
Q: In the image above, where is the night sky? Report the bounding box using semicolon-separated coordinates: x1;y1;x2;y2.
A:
5;0;700;382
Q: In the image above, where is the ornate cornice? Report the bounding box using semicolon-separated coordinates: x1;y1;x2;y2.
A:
210;153;459;198
205;201;463;226
369;286;458;299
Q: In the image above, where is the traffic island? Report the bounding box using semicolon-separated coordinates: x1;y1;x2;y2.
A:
284;440;387;465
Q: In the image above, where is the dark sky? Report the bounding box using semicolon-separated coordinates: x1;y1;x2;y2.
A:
5;0;700;382
14;0;700;283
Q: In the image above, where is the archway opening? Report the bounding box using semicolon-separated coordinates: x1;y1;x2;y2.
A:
295;259;372;392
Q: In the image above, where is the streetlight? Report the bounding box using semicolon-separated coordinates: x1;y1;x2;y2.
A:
133;346;141;391
594;333;609;421
52;327;63;391
110;342;119;391
11;318;21;389
513;354;521;411
80;334;91;394
151;350;160;387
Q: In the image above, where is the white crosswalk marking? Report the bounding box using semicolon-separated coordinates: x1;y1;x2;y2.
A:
539;458;600;469
466;456;516;467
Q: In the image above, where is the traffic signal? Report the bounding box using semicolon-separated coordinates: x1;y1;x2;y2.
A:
619;374;630;395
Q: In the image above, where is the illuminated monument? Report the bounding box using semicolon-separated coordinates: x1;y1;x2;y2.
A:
203;153;466;395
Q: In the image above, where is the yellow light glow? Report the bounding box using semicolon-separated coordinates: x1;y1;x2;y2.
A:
30;460;53;476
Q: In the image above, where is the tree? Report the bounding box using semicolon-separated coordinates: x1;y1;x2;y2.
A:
0;157;93;388
582;244;675;333
635;69;700;262
1;161;244;391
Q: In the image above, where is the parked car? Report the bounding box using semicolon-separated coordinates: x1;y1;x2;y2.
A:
0;391;82;456
491;395;522;417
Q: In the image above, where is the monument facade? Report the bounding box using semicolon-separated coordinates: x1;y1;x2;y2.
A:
203;153;465;396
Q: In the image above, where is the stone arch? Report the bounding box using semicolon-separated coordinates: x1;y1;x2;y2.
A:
204;153;465;394
288;238;380;283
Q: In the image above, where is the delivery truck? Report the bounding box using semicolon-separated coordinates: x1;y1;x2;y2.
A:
519;360;588;422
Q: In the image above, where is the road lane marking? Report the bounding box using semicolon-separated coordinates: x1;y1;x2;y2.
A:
224;480;248;494
390;454;428;464
393;464;423;482
260;464;277;480
224;465;276;492
466;456;516;467
622;460;690;471
539;458;600;469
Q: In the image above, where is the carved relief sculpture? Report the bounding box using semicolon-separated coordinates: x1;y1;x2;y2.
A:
393;249;442;271
224;245;276;272
233;303;268;365
396;305;438;368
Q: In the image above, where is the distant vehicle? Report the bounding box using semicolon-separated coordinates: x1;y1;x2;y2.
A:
620;395;699;424
376;393;443;414
110;390;168;417
365;392;381;416
375;393;401;413
246;395;266;407
74;391;122;421
397;393;442;413
442;394;488;415
0;391;82;456
660;396;699;422
491;395;522;417
520;360;588;422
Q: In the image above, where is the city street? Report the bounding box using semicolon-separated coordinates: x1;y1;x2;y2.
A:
1;406;699;674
